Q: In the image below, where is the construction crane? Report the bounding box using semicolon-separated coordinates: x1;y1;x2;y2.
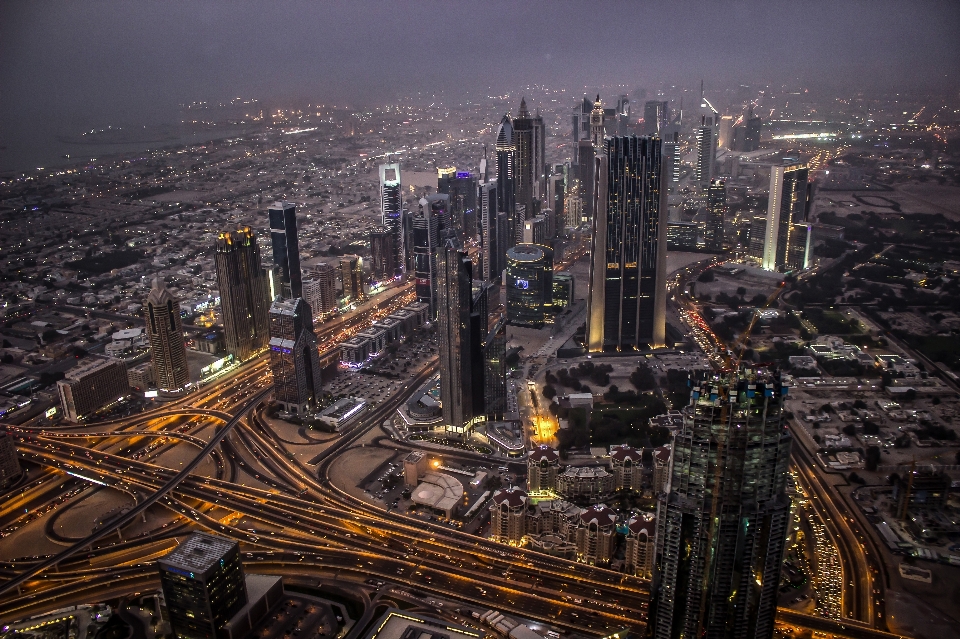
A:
720;281;786;371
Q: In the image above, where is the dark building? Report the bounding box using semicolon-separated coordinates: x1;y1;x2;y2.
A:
733;106;762;152
552;272;574;309
268;298;322;415
412;200;440;315
437;241;476;434
667;222;698;251
506;244;553;328
379;162;404;277
146;279;189;391
495;114;517;250
0;430;22;489
571;95;594;162
479;180;500;281
482;316;507;420
642;100;669;136
576;140;596;221
268;202;302;299
705;179;726;251
513;98;545;226
651;370;792;639
339;255;365;303
586;136;667;351
369;229;393;281
215;228;271;362
158;533;247;639
438;168;478;240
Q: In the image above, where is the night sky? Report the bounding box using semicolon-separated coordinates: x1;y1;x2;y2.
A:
1;1;958;168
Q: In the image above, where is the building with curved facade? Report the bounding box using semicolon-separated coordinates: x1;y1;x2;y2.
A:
526;445;560;493
610;444;645;492
145;279;189;391
489;487;528;545
506;244;553;327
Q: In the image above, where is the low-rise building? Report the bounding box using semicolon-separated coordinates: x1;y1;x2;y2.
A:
57;357;129;422
317;397;366;430
527;444;560;493
625;514;656;578
340;336;371;367
610;444;644;492
403;450;429;488
489;486;528;545
556;465;613;499
575;504;618;566
411;472;463;518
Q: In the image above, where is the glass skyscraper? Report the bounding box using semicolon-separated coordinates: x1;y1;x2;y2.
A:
379;162;404;278
215;227;270;362
506;244;553;328
268;201;302;299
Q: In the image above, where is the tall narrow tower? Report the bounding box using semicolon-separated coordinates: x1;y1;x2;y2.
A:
268;201;302;299
762;164;809;272
514;98;536;226
651;370;793;639
495;114;517;249
215;227;270;362
705;179;727;252
695;83;720;187
145;279;189;391
590;95;605;150
437;240;475;434
379;162;404;278
586;136;667;351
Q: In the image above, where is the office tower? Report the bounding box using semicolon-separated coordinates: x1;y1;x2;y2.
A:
576;140;596;221
513;99;536;228
158;532;247;639
586;136;667;351
339;255;365;303
565;190;583;228
662;132;681;193
0;431;22;488
215;227;271;362
268;297;322;414
146;279;189;391
749;216;768;261
369;229;393;281
642;100;669;136
705;179;727;251
422;193;452;236
572;95;594;162
787;223;812;271
762;164;809;272
413;201;440;314
541;208;557;240
438;168;479;239
667;222;699;251
590;96;605;149
718;114;734;149
733;106;763;152
547;168;566;229
552;272;574;309
437;240;475;433
268;201;302;299
506;244;553;328
695;86;720;187
522;215;548;245
57;357;129;422
303;262;338;316
479;180;500;281
533;108;547;198
651;370;792;639
402;207;415;274
482;315;507;419
379;162;404;277
495;114;517;249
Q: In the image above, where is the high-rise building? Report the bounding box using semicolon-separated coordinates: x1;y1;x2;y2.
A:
733;106;762;152
268;298;322;414
506;244;553;328
762;164;810;272
695;87;720;187
662;131;682;193
572;95;594;161
786;223;812;271
705;179;726;251
413;200;440;315
146;279;189;391
547;168;566;230
379;162;404;278
482;315;507;420
369;229;393;281
522;215;548;245
0;431;22;489
718;114;734;149
527;444;560;492
651;370;792;639
576;139;596;221
495;115;517;249
590;96;605;150
642;100;669;136
268;201;302;299
215;228;271;362
438;168;478;239
490;487;528;545
667;222;699;251
586;136;667;351
479;180;500;281
749;215;768;262
437;241;476;434
513;98;545;223
158;532;247;639
57;357;129;422
339;255;365;303
303;262;338;317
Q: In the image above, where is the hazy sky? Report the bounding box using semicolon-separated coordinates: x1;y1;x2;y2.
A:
1;1;958;169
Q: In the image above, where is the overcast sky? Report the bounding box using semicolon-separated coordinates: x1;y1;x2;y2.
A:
1;1;958;168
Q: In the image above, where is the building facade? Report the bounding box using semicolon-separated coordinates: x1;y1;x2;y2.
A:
610;444;644;492
762;164;810;272
145;280;189;391
705;179;726;251
586;136;667;351
303;262;338;317
215;228;271;362
57;357;129;422
489;487;529;546
506;244;553;328
575;504;617;566
527;445;560;492
437;241;476;433
268;298;322;414
268;201;302;299
0;431;22;489
379;162;404;278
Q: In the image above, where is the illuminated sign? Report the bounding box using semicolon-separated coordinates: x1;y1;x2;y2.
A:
144;390;159;398
200;354;235;378
456;171;471;179
45;407;58;418
515;279;529;290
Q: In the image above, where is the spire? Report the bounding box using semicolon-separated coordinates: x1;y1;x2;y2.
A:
518;97;529;118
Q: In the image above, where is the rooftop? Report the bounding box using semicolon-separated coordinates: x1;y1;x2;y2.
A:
160;532;237;574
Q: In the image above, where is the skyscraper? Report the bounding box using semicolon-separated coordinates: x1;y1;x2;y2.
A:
302;262;338;317
268;201;302;299
651;370;793;639
215;227;271;362
642;100;669;136
146;279;189;391
547;167;566;229
513;99;536;227
339;255;365;303
733;106;762;152
590;96;605;150
0;431;22;489
506;244;553;328
369;229;393;281
437;240;475;434
695;86;720;187
413;200;440;314
379;162;404;278
482;315;507;420
572;95;594;162
495;114;517;249
586;136;667;351
268;297;322;414
158;532;247;639
762;164;810;272
705;179;727;251
479;180;500;281
438;168;479;239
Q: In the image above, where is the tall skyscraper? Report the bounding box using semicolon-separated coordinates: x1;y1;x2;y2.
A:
339;255;365;303
590;96;605;150
642;100;669;136
651;370;792;639
369;229;393;281
513;99;537;230
762;164;810;272
705;179;727;251
572;95;594;162
495;114;517;249
662;132;682;193
57;357;129;422
438;168;478;239
158;532;247;639
146;279;189;391
215;227;271;362
482;315;507;420
547;167;566;229
479;180;500;281
586;136;667;351
379;162;404;278
437;240;475;434
506;244;553;328
268;297;322;414
413;200;440;314
733;106;762;152
695;86;720;187
268;201;302;299
303;262;338;317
